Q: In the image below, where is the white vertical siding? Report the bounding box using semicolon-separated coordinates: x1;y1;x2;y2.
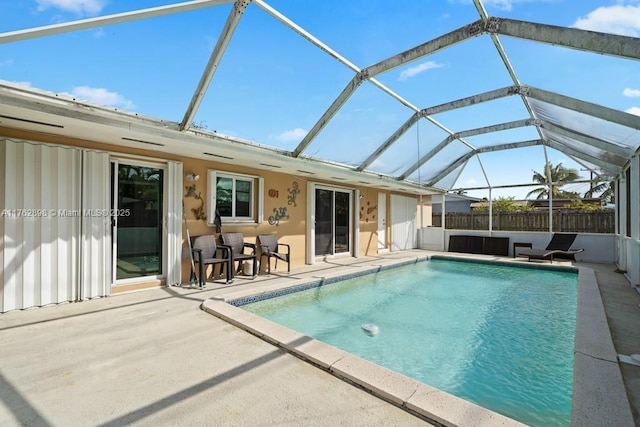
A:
166;161;183;286
306;181;315;264
627;155;639;286
80;150;111;300
0;140;82;312
0;140;189;311
54;144;82;303
616;154;640;287
0;143;4;311
390;194;417;251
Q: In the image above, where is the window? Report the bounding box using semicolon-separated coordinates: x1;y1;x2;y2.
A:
208;170;263;226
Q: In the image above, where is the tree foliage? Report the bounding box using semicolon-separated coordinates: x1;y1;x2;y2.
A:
526;162;581;199
566;200;605;211
584;177;615;203
473;196;533;213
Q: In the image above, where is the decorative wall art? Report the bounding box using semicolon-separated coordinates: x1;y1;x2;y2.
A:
359;201;377;223
287;181;300;207
268;207;289;226
185;185;206;221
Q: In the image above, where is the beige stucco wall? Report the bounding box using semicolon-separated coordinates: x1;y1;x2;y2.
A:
0;127;418;286
181;157;309;278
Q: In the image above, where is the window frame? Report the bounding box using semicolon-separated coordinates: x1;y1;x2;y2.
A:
207;170;264;227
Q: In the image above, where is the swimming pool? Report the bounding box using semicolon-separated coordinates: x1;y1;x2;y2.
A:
240;258;578;426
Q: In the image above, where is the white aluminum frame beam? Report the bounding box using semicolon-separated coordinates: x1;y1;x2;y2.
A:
180;0;248;130
456;178;599;192
253;1;459;159
527;86;640;131
487;17;640;61
292;74;364;157
472;0;545;145
421;86;521;116
426;139;543;186
546;140;622;174
399;118;535;180
357;112;422;171
354;86;527;174
0;0;233;44
362;20;484;78
539;121;634;158
253;0;360;73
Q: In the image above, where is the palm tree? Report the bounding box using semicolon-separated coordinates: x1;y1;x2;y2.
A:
584;178;615;203
526;162;581;199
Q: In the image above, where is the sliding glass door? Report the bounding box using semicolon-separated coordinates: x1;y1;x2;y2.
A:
112;161;165;281
314;187;351;256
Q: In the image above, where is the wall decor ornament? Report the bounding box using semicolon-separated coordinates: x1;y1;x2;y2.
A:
268;189;279;198
360;201;378;223
268;207;289;226
287;181;300;207
185;185;206;221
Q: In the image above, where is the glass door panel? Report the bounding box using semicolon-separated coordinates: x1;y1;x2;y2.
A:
334;191;350;253
113;163;164;280
314;188;351;256
315;188;334;256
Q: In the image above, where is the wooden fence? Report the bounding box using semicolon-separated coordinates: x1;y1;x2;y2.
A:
431;210;615;233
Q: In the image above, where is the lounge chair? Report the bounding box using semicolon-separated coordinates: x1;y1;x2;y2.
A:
190;235;233;287
258;234;291;274
221;232;257;277
518;233;584;263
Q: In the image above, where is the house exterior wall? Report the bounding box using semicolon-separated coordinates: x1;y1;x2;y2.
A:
0;128;417;310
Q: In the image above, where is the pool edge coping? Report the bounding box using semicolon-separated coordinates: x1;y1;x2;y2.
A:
201;255;634;427
201;298;525;427
571;266;635;426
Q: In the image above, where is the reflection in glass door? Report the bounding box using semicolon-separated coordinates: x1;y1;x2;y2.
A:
112;162;164;280
314;188;351;256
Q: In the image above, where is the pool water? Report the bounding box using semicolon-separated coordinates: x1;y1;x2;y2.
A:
242;259;578;426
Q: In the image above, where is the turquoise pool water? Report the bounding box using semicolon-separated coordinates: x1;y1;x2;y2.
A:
242;259;578;426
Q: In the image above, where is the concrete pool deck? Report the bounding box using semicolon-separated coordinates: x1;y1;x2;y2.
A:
0;250;638;426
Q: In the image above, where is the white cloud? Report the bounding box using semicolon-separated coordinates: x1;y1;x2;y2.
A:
0;59;14;68
448;0;551;12
482;0;515;11
464;178;478;186
272;127;307;143
35;0;106;16
398;61;445;81
626;106;640;116
62;86;134;109
572;5;640;36
623;88;640;97
369;158;386;170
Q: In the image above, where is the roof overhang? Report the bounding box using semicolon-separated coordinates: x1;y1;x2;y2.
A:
0;82;441;196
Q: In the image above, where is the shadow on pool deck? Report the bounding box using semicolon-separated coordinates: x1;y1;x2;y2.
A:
0;250;638;426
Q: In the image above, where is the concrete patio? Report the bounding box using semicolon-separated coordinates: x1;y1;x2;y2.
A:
0;251;638;426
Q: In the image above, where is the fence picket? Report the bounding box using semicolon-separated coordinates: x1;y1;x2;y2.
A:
432;210;614;233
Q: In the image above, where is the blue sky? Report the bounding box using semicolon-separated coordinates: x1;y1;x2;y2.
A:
1;0;639;200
